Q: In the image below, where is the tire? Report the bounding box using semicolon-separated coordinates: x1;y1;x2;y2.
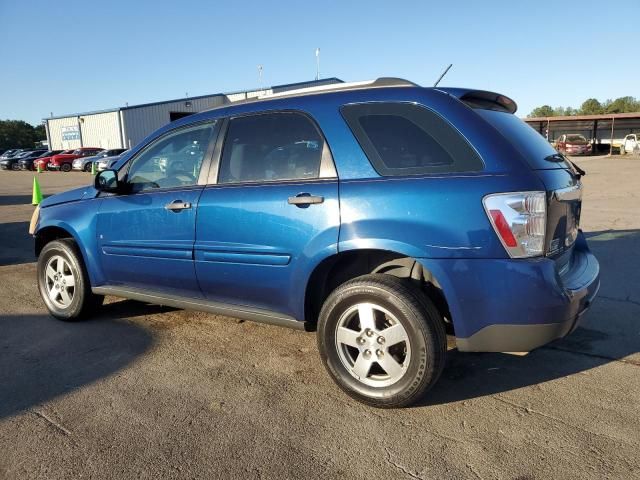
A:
11;163;19;171
61;163;72;172
620;145;626;155
37;239;103;321
317;274;447;408
84;163;92;172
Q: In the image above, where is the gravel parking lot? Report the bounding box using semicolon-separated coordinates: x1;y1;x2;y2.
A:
1;157;639;479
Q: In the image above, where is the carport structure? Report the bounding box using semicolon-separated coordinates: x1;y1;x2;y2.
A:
525;112;640;154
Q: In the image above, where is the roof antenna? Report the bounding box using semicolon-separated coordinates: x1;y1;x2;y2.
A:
433;63;453;87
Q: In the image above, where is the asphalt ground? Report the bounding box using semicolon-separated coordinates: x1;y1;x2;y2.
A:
0;156;639;479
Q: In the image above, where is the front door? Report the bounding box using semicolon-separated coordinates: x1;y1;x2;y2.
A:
96;121;218;297
195;112;340;318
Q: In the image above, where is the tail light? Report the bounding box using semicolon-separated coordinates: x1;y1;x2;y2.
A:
483;191;546;258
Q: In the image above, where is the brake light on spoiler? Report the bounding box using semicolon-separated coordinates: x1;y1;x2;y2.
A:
483;191;546;258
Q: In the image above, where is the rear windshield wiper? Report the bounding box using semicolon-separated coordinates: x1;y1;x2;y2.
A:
544;153;586;178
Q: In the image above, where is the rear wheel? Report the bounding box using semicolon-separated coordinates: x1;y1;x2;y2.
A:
84;163;92;172
37;239;103;321
11;163;19;171
61;163;72;172
317;274;446;408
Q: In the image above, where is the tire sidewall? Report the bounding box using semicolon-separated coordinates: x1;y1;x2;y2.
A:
61;163;71;172
319;281;438;405
37;241;87;320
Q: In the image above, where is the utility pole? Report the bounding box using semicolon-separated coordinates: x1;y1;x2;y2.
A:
257;65;263;90
315;48;320;81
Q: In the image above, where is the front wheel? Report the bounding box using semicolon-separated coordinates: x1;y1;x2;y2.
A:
84;163;92;172
317;274;447;408
11;163;20;171
620;145;626;155
37;239;103;321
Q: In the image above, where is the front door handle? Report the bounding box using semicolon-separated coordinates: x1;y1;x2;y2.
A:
288;194;324;207
165;200;192;211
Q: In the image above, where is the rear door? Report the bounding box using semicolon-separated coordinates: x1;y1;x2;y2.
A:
194;111;340;318
95;121;218;297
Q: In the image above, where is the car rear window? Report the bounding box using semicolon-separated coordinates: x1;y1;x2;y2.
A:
476;109;571;169
341;102;483;176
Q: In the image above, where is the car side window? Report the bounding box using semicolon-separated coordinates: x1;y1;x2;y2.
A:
218;112;326;184
341;102;483;176
126;122;215;193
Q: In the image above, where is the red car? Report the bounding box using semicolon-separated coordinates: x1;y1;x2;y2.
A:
34;149;74;171
556;134;592;155
48;148;104;172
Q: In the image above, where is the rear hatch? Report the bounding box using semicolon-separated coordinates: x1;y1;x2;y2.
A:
474;109;583;265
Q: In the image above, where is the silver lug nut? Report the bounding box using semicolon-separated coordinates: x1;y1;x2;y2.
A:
376;349;384;357
357;337;366;345
377;336;385;345
363;349;372;359
365;329;374;337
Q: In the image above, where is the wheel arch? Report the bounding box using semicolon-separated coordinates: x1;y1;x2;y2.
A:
304;249;453;333
34;220;102;286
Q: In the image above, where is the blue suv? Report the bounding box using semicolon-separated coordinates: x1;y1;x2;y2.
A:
31;78;600;407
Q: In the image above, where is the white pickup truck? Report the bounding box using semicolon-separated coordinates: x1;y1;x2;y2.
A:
620;134;640;155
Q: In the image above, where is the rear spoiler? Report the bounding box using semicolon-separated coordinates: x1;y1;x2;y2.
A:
436;88;518;114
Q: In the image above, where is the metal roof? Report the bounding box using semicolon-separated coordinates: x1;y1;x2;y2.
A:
44;78;344;121
525;112;640;122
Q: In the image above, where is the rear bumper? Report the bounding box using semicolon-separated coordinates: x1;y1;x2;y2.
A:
418;230;600;352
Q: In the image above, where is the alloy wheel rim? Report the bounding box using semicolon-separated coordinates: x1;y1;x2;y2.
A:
335;302;411;387
44;255;76;309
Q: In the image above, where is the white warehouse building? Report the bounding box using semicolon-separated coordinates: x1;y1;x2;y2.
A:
44;78;342;151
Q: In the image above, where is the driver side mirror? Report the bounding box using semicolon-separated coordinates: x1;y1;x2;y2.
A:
94;169;121;193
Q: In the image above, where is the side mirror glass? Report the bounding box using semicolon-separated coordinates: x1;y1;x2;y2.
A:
94;169;120;193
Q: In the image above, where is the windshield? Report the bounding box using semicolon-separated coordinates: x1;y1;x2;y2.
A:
477;109;571;169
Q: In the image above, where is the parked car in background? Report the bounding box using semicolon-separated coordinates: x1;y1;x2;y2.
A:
34;150;74;171
0;149;25;160
48;148;103;172
18;150;63;170
620;133;639;155
95;152;127;171
73;148;126;171
0;149;47;170
556;134;592;155
31;78;600;408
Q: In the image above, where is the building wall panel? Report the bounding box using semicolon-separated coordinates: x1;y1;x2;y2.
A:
121;95;226;148
78;111;122;148
47;117;83;150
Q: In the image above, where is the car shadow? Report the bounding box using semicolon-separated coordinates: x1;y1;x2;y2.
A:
418;228;640;407
0;194;36;206
0;311;154;420
0;221;35;266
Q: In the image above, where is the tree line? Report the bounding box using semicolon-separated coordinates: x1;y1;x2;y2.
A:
0;120;47;150
529;96;640;118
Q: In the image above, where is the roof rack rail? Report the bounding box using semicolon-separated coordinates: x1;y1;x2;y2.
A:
257;77;418;100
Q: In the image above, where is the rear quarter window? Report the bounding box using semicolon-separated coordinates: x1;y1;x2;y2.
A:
341;102;483;176
476;109;570;170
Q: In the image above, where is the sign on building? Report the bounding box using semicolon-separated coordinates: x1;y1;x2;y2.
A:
61;125;80;141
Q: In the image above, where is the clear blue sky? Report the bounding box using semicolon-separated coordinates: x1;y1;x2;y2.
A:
1;0;637;125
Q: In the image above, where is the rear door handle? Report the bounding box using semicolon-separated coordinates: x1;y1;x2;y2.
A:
288;194;324;207
165;200;192;211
